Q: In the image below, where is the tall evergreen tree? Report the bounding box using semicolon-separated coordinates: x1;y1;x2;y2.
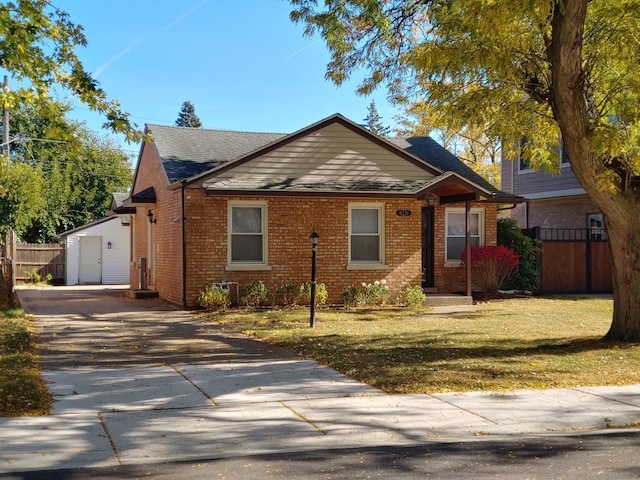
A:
362;100;390;136
175;101;202;128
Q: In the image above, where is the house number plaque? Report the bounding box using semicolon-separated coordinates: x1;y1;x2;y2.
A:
396;209;412;217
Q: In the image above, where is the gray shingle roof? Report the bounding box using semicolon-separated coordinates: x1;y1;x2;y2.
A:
147;124;286;183
146;118;518;201
388;137;504;196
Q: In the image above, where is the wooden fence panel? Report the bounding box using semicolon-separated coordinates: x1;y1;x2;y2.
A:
15;243;65;282
590;242;613;292
540;242;587;292
0;257;13;307
527;228;612;294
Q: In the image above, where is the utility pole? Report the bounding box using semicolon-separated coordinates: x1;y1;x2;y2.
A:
2;75;9;156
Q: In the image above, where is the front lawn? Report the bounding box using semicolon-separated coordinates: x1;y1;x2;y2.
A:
206;296;639;393
0;309;52;416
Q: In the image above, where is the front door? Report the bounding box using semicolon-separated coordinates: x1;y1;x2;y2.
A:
79;236;102;284
422;207;435;288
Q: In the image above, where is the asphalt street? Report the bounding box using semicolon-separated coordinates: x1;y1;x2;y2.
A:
2;431;640;480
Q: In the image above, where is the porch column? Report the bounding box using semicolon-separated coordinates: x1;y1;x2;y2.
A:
465;200;472;297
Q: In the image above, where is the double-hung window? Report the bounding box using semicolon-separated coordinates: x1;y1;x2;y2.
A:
228;201;269;269
519;137;534;172
349;204;385;266
560;138;570;166
445;208;483;263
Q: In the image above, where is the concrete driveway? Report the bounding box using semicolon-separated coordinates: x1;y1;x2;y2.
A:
20;285;300;369
17;285;379;411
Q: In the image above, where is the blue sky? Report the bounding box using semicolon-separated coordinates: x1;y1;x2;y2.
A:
56;0;401;152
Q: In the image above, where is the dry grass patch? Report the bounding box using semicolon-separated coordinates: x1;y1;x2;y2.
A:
207;296;640;393
0;309;52;416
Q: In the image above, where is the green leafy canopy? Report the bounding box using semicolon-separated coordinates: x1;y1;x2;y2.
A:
290;0;640;190
0;0;141;142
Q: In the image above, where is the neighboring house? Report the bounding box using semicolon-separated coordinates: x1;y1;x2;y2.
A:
59;196;132;285
501;140;605;235
501;140;611;293
125;114;520;307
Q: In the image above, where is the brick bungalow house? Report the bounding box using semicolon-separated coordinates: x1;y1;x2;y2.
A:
125;114;520;307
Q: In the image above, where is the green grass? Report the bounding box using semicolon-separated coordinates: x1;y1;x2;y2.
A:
206;296;640;393
0;309;52;416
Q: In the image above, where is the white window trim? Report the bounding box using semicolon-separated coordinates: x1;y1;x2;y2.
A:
347;202;387;269
444;208;485;265
226;200;271;271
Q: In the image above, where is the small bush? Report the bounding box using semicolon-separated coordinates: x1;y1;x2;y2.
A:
341;284;366;309
362;280;389;306
239;281;268;309
299;281;328;307
275;280;300;307
24;269;52;285
396;284;426;308
497;218;540;292
197;283;231;311
341;279;388;308
461;245;520;295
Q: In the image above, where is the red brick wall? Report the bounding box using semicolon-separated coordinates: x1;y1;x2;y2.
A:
184;192;425;307
129;143;184;305
182;193;498;307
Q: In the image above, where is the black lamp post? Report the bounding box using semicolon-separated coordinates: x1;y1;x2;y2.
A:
309;230;319;328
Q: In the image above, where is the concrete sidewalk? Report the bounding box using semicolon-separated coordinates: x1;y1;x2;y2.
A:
2;286;639;474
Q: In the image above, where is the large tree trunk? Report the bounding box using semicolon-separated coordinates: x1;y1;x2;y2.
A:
549;0;640;341
605;216;640;341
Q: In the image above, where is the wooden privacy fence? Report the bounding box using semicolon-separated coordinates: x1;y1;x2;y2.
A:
9;232;65;283
524;227;612;294
0;257;13;307
14;243;65;283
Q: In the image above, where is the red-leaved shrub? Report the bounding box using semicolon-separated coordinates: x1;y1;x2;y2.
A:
460;245;520;294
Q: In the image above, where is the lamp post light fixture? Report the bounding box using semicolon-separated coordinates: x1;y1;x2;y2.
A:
309;230;319;328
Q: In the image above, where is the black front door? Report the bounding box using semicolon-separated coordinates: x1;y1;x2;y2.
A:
422;206;435;288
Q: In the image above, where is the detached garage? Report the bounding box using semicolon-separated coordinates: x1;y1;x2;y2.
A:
59;216;130;285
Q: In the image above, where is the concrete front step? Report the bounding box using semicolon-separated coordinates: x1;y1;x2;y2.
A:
125;289;160;299
423;294;473;307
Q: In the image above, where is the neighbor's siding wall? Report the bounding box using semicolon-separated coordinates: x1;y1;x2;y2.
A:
65;217;130;285
501;148;597;230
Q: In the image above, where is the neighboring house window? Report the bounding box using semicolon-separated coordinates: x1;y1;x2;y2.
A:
519;137;534;172
445;208;484;263
588;213;606;240
228;201;268;267
349;203;385;265
560;137;570;166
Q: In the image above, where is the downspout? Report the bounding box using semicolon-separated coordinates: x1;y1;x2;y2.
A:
465;200;472;297
181;181;187;308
